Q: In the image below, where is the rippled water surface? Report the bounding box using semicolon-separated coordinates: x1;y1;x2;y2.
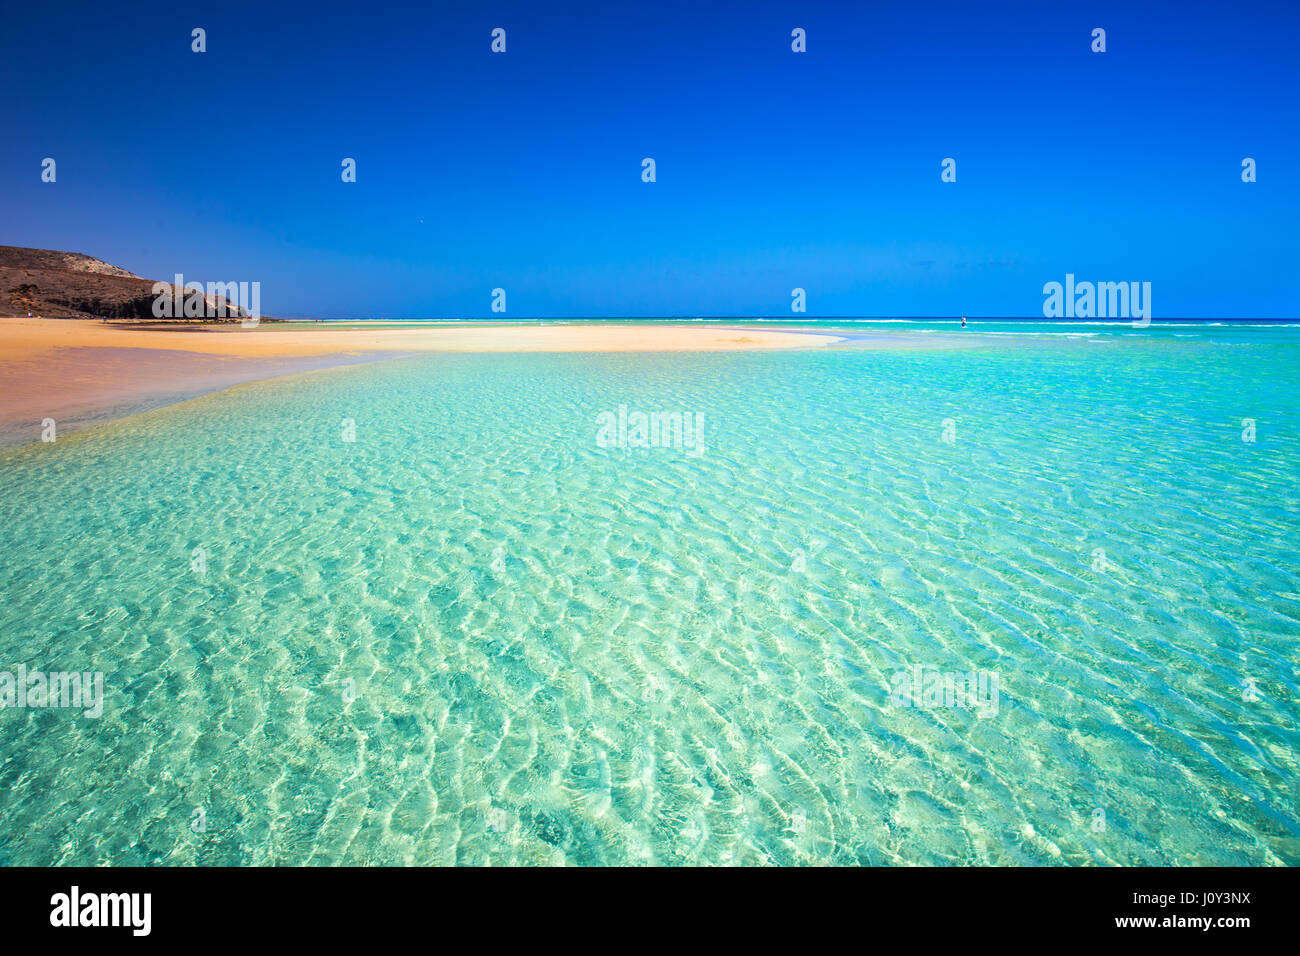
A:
2;328;1298;865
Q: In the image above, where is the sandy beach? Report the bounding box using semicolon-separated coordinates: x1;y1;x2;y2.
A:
0;317;844;360
0;317;844;446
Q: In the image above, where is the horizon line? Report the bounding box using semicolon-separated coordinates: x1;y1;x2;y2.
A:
266;315;1300;322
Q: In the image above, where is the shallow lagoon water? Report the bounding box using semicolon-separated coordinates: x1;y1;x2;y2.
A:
1;327;1297;865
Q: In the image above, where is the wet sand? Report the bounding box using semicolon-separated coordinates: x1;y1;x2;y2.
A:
0;318;845;446
0;317;843;359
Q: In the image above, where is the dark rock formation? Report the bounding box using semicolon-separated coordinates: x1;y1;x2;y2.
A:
0;245;260;321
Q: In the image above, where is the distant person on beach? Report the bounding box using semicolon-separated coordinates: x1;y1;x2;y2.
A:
960;316;967;328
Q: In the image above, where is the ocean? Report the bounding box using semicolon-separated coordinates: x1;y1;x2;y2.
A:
1;323;1296;865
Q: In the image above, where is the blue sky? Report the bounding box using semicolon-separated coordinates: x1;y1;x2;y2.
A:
2;0;1296;317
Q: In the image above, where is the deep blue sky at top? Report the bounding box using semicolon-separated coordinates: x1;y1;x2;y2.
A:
2;0;1296;317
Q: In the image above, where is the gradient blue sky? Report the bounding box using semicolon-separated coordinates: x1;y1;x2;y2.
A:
2;0;1296;317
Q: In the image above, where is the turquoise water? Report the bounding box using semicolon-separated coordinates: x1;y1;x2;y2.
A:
1;326;1297;865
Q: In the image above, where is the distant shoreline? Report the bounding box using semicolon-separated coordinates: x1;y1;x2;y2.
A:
10;315;1296;325
0;317;848;449
6;315;1294;450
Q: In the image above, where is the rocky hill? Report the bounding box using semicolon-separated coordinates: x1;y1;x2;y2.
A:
0;245;258;321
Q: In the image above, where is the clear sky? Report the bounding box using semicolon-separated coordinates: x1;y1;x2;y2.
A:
2;0;1296;318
